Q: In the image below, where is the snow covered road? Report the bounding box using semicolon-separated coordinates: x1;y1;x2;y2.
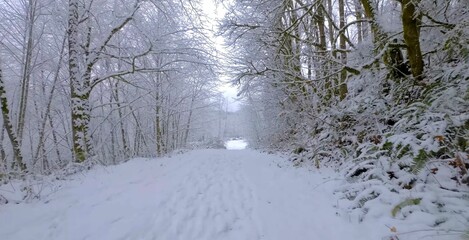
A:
1;149;379;240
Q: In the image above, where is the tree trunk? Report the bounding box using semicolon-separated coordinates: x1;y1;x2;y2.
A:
327;0;336;58
355;0;363;43
183;96;195;146
48;116;62;166
112;82;129;157
0;127;6;171
401;0;424;81
0;61;26;171
317;3;331;102
326;0;339;101
339;0;348;100
17;0;37;145
360;0;387;49
156;101;162;157
34;34;66;164
68;0;93;162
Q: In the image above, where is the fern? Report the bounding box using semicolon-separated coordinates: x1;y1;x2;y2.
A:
396;144;412;159
411;149;429;174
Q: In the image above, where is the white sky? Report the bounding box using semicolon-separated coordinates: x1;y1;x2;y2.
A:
201;0;241;112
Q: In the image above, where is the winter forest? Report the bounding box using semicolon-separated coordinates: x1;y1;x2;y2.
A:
1;0;468;239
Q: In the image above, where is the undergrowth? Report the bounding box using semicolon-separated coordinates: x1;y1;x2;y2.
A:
287;61;469;236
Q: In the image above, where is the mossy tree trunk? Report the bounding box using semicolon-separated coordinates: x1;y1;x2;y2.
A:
0;60;26;171
401;0;424;82
339;0;348;100
317;3;332;103
68;0;89;163
360;0;387;49
327;0;338;101
354;0;364;43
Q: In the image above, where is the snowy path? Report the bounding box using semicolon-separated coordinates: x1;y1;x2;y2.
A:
1;149;379;240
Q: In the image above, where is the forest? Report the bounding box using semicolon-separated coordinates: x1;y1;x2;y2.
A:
0;0;229;173
0;0;468;239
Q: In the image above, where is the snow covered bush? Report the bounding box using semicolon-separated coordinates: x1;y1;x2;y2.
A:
334;63;469;235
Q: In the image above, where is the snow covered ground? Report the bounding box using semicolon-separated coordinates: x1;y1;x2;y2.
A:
0;149;462;240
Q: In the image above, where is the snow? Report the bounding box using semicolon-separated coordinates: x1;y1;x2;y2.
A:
0;149;463;240
225;139;248;150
